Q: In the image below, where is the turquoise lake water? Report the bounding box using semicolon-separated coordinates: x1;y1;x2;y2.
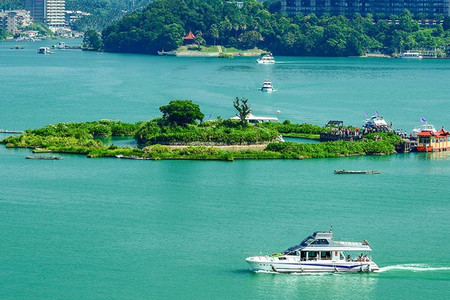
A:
1;40;449;299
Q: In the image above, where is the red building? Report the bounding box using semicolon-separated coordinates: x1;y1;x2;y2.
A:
183;31;196;45
417;128;450;152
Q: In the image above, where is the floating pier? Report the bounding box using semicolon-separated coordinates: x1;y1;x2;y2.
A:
0;129;23;134
26;155;63;160
334;170;380;174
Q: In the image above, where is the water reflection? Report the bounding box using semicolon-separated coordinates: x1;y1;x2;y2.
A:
249;272;378;298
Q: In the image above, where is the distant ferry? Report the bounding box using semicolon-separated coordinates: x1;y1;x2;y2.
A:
246;231;379;273
257;54;275;64
37;47;50;54
400;52;423;59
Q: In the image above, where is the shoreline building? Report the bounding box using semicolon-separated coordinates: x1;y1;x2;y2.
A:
282;0;450;18
25;0;65;28
1;10;31;33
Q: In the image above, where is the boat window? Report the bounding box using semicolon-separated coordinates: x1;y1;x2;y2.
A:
321;251;331;260
312;239;329;245
300;236;315;246
307;251;318;260
340;252;345;260
300;251;307;261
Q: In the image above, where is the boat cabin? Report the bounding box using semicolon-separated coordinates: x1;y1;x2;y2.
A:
280;231;372;262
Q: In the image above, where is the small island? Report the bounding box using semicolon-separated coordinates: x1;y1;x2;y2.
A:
1;98;403;161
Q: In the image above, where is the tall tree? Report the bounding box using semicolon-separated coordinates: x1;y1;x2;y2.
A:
233;97;252;126
160;100;204;127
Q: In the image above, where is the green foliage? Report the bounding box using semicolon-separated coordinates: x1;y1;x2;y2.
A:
135;119;279;146
0;29;8;41
159;100;204;127
266;139;395;158
102;0;450;56
66;0;153;31
83;29;103;51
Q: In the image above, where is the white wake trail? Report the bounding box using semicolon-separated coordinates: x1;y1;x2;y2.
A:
377;264;450;273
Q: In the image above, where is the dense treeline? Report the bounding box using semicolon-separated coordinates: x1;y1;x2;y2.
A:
102;0;450;56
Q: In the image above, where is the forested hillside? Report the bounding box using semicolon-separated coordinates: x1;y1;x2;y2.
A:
0;0;154;30
102;0;450;56
66;0;154;30
1;0;24;10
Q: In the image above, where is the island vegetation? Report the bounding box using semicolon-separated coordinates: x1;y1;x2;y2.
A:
1;99;403;161
100;0;450;57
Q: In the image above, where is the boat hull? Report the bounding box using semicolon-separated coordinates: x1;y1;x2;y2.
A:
246;257;379;273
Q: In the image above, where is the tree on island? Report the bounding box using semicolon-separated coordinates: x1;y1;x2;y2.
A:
159;100;204;127
83;29;103;51
233;97;252;126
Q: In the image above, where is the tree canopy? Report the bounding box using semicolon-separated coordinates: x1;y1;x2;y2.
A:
102;0;450;56
159;100;204;126
83;29;103;50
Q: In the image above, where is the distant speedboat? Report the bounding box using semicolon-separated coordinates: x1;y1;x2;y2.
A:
260;79;274;92
246;230;379;273
37;47;50;54
400;52;423;59
257;54;275;64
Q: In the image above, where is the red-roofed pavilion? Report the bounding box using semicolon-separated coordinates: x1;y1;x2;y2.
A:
183;31;196;45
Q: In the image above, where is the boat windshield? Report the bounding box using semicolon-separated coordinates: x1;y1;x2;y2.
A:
282;235;315;253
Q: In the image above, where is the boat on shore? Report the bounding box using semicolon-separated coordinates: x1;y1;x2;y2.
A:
246;231;379;273
334;170;380;174
26;155;62;160
257;54;275;64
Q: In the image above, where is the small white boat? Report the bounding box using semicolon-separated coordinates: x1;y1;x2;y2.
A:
400;52;423;59
412;123;436;136
257;54;275;64
37;47;50;54
260;80;274;92
246;230;379;273
57;42;65;49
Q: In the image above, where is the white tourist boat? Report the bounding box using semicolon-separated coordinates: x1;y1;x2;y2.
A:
257;54;275;64
260;79;275;92
37;47;50;54
363;115;391;132
246;231;379;273
400;52;423;59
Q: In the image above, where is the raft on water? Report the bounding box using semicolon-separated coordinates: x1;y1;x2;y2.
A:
334;170;380;174
26;155;63;160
